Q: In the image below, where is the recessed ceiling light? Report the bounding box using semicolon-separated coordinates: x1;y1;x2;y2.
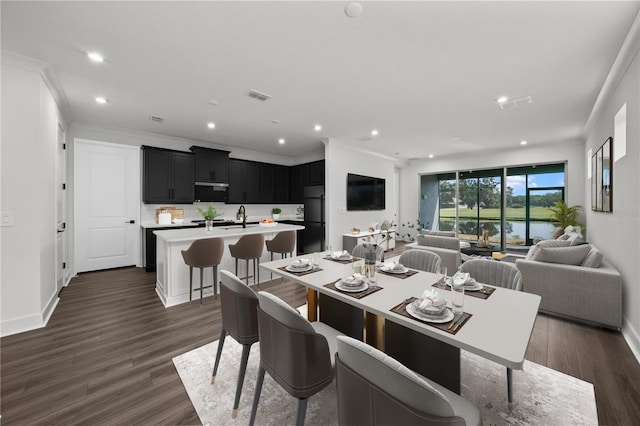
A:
496;96;509;104
87;52;104;62
278;138;285;145
345;2;363;18
207;122;216;129
371;129;379;136
428;154;434;159
314;124;322;132
95;97;107;104
520;140;528;145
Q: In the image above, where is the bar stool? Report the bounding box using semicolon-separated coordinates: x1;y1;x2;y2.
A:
265;230;296;260
229;234;264;287
181;237;224;304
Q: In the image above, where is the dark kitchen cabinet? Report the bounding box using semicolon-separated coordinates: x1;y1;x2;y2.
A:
190;146;230;183
290;163;309;203
308;160;325;185
258;163;275;203
273;165;290;203
228;159;259;203
142;146;194;204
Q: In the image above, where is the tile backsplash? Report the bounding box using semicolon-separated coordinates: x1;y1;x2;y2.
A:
141;202;302;224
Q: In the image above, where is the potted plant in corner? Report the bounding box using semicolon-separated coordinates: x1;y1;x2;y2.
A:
549;200;584;231
197;205;218;232
271;207;281;220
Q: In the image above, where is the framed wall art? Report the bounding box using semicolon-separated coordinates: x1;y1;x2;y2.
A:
591;136;613;212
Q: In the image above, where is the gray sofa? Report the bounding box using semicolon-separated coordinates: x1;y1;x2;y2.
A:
515;242;622;329
405;231;461;274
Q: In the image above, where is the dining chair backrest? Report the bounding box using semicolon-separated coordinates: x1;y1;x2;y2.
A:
351;243;385;262
256;291;333;399
181;237;224;267
398;249;441;273
219;270;259;344
460;258;522;291
336;335;480;426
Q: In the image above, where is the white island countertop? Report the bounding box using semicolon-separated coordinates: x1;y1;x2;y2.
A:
153;222;304;307
154;222;304;242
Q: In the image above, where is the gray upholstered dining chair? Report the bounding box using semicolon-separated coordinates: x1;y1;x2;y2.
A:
460;258;522;291
249;291;343;426
335;335;482;426
398;249;442;273
211;270;259;419
180;237;224;303
460;258;522;405
351;243;385;262
228;233;264;286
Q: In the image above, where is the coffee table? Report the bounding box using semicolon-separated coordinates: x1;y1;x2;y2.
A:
461;242;500;257
261;253;540;397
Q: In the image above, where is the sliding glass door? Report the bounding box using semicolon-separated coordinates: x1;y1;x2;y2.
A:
456;170;502;244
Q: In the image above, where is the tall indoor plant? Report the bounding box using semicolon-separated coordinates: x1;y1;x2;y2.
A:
549;200;584;229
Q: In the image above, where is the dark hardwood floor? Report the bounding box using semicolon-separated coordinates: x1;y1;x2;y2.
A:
2;250;639;424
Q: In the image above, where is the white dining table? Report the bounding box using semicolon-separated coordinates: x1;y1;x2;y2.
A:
260;252;541;395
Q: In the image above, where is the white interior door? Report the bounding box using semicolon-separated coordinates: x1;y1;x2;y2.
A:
56;124;67;291
75;140;140;272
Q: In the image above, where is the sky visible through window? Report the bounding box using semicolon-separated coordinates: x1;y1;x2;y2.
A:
507;172;565;196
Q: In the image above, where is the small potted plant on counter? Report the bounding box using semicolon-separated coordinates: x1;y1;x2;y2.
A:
271;207;281;220
197;205;218;232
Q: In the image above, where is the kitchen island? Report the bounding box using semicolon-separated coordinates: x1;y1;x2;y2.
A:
154;223;305;307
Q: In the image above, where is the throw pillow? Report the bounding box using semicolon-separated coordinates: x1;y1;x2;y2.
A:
551;227;565;239
557;233;570;241
527;239;571;260
570;236;587;246
534;244;593;266
581;247;603;268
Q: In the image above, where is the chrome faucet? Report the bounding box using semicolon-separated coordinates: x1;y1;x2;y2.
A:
238;205;246;228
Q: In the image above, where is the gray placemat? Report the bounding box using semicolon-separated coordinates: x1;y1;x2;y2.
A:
324;280;383;299
390;297;471;335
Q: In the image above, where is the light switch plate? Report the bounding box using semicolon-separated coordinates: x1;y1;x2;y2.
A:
1;211;15;227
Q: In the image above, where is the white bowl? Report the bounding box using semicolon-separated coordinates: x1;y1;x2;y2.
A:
172;218;184;224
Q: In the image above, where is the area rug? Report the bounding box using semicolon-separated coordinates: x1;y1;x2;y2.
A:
173;337;597;426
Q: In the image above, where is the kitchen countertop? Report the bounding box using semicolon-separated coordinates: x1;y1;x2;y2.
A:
142;216;304;228
153;222;305;243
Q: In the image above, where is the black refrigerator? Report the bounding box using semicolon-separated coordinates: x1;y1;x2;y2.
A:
303;185;325;253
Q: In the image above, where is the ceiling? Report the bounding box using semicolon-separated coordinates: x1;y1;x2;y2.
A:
2;1;638;161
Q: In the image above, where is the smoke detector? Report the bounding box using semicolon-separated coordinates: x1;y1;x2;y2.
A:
248;90;271;101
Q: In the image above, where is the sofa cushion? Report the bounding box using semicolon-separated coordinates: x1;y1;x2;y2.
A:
570;236;588;246
421;230;456;238
527;239;571;260
416;234;459;251
534;244;593;266
580;246;603;268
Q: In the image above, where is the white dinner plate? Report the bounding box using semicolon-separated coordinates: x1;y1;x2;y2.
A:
446;279;483;291
335;280;369;293
406;304;455;323
286;264;312;273
381;266;409;274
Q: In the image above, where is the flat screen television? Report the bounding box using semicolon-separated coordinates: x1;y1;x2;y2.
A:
347;173;385;211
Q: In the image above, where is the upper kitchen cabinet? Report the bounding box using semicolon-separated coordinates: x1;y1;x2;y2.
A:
142;146;195;204
190;146;230;183
228;159;259;203
273;165;290;203
290;160;324;203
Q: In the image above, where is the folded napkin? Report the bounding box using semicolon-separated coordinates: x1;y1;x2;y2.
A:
418;288;446;311
333;250;350;258
342;273;365;286
382;261;404;272
291;258;310;268
451;271;474;286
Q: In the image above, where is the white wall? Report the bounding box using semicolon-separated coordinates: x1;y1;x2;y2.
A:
583;19;640;358
398;140;586;241
325;140;399;251
1;61;66;336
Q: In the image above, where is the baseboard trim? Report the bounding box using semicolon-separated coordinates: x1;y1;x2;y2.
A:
42;293;60;326
622;317;640;365
0;313;44;337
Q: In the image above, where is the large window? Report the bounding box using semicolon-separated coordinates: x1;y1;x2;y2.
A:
423;163;566;251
